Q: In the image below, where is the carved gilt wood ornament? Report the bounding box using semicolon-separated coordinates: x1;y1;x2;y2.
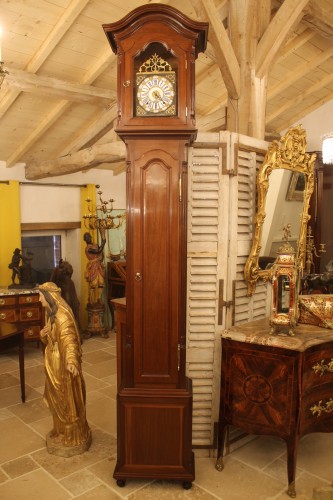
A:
244;126;316;295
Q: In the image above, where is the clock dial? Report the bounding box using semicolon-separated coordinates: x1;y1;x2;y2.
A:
136;74;176;116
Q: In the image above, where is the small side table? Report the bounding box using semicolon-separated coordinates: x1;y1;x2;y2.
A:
0;322;25;402
216;318;333;498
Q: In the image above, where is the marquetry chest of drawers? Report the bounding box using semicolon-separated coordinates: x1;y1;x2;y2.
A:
0;288;44;341
216;318;333;498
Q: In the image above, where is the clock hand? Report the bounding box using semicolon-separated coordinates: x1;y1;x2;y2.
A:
152;90;166;104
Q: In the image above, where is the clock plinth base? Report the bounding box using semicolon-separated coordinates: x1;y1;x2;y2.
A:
113;382;195;486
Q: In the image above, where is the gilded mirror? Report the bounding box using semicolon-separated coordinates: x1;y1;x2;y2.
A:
244;126;316;295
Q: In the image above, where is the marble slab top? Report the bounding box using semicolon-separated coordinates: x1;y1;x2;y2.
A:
111;297;126;307
222;318;333;352
0;287;39;296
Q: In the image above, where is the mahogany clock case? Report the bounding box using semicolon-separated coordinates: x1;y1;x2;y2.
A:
103;4;208;488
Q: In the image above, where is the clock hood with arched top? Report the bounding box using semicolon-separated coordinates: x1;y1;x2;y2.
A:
103;4;208;58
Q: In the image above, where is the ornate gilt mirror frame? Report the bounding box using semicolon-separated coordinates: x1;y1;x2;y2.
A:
244;126;316;295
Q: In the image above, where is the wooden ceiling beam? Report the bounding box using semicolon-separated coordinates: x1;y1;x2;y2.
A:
277;28;315;63
3;67;115;106
302;1;333;41
196;24;314;133
6;100;75;167
191;0;240;99
5;52;116;166
266;72;333;124
58;102;118;156
3;0;117;165
196;107;226;131
274;0;333;40
0;0;91;119
272;89;333;134
268;45;333;101
25;141;126;180
256;0;309;78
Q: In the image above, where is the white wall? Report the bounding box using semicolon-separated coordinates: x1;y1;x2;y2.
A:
292;100;333;152
0;161;126;302
0;162;126;219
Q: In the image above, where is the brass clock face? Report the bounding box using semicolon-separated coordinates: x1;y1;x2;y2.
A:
136;73;176;116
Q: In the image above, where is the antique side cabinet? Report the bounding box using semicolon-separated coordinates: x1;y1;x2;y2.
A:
216;318;333;498
0;288;43;342
103;5;208;488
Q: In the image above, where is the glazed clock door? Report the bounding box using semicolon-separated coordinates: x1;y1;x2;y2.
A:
127;142;184;388
134;51;177;117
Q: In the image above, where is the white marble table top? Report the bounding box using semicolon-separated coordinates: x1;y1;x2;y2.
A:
0;287;39;296
222;318;333;352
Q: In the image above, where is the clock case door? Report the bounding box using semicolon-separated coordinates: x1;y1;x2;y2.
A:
127;141;188;389
103;4;208;485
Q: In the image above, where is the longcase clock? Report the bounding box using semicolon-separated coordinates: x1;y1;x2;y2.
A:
103;5;208;488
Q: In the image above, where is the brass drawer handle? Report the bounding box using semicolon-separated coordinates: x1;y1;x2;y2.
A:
0;298;5;305
26;311;33;318
0;312;6;320
27;329;34;336
312;358;333;376
310;398;333;417
26;297;33;303
135;272;142;281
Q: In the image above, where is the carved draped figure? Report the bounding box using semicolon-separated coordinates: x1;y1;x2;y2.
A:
84;244;105;289
39;282;91;449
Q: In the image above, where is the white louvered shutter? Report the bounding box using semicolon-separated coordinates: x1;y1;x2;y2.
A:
187;131;270;446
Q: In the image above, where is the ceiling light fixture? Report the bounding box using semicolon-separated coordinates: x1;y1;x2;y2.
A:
322;132;333;164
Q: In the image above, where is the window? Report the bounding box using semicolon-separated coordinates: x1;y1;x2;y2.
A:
21;234;62;285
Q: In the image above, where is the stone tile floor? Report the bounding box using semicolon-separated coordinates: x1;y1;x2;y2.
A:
0;332;332;499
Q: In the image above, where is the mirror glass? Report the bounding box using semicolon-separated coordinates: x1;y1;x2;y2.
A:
258;169;304;270
244;126;316;295
277;275;290;313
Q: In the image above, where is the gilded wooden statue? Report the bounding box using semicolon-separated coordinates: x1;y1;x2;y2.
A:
38;282;92;457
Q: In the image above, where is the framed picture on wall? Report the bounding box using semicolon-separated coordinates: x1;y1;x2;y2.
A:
286;172;305;201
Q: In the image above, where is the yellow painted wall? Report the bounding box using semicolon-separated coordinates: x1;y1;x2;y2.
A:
80;184;97;329
0;181;21;287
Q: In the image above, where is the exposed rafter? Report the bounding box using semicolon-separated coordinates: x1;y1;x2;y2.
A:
58;102;119;156
25;141;126;180
192;0;240;99
5;51;117;167
1;0;333;177
3;67;115;106
0;0;91;118
256;0;309;78
301;0;333;41
267;72;333;123
268;45;333;101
